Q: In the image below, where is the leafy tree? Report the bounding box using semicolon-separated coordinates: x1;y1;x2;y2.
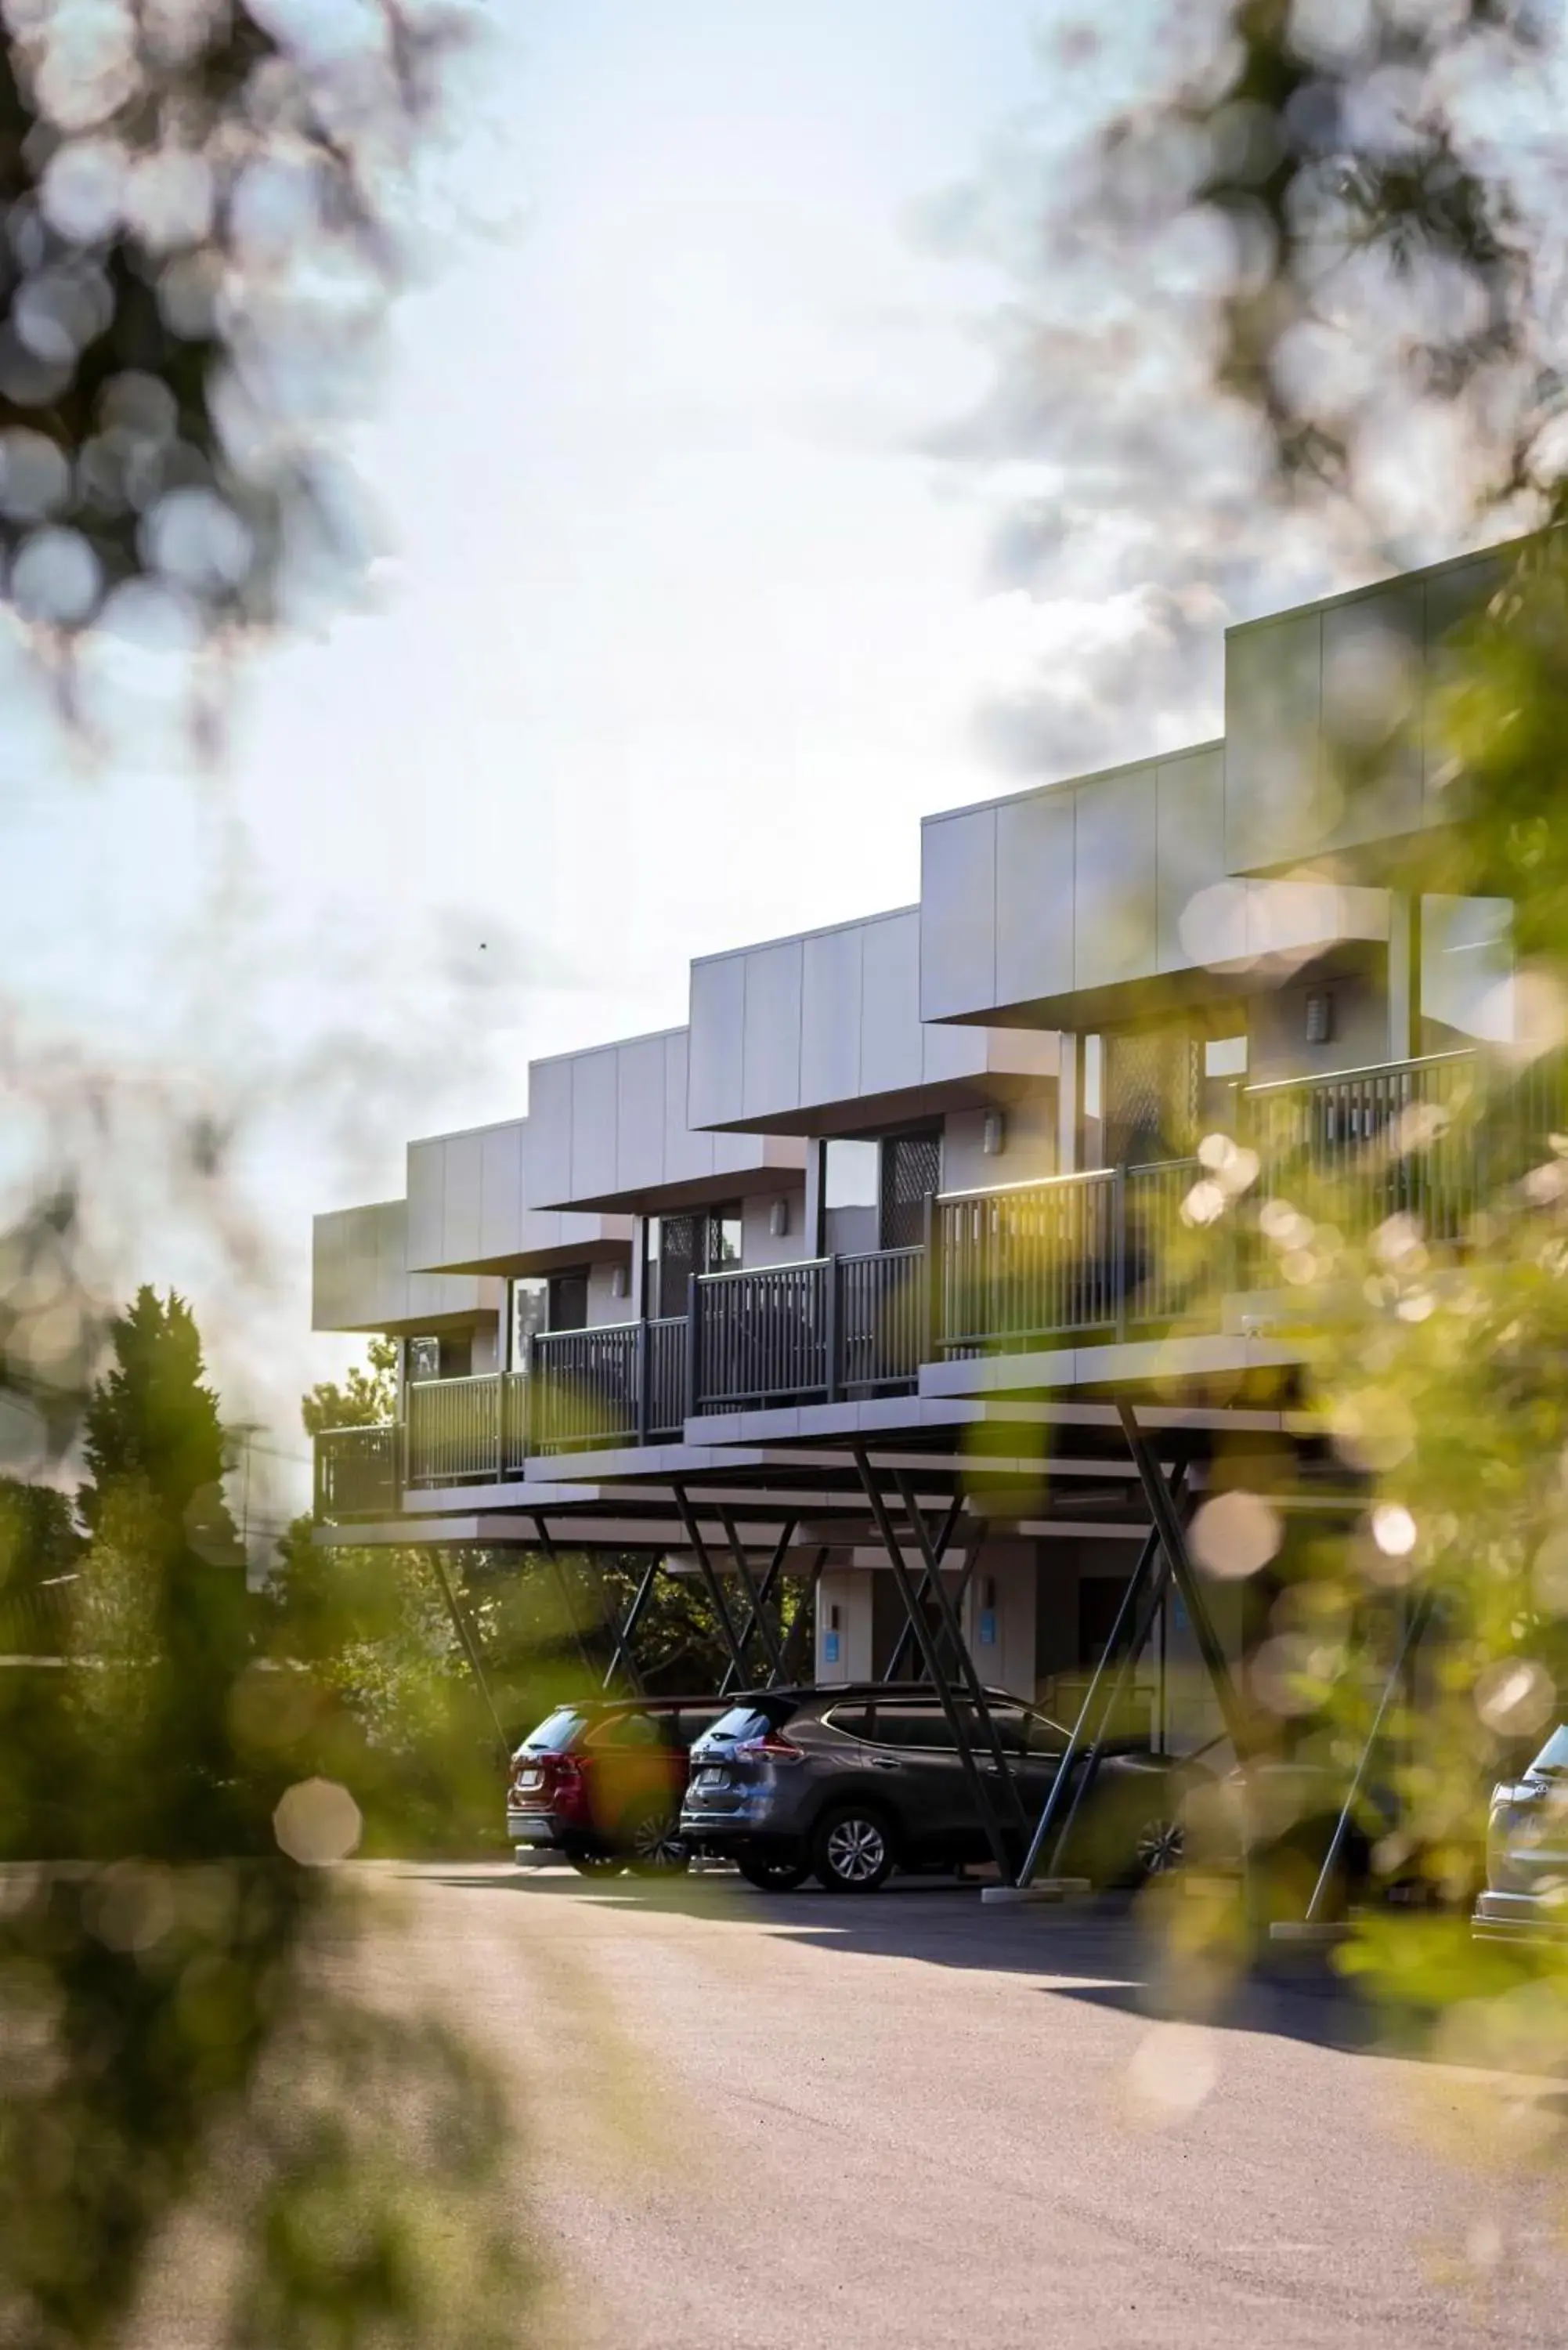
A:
79;1283;237;1556
302;1334;399;1437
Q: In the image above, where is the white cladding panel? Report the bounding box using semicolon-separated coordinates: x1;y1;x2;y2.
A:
1224;609;1323;873
526;1057;573;1207
405;1137;443;1274
995;788;1075;1007
687;952;746;1131
442;1127;483;1270
742;938;804;1122
313;1198;500;1332
1155;747;1226;972
478;1120;525;1263
616;1033;668;1192
859;910;925;1099
1073;765;1158;993
663;1030;715;1185
569;1047;619;1202
919;806;996;1020
800;920;864;1108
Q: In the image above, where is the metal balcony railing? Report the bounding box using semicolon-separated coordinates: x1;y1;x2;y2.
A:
313;1422;401;1520
316;1043;1568;1518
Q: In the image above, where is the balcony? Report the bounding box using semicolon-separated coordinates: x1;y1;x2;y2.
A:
314;1047;1560;1516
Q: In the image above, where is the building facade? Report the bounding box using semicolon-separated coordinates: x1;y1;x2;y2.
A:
309;540;1529;1752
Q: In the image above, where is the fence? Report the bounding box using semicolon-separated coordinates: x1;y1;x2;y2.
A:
313;1423;400;1519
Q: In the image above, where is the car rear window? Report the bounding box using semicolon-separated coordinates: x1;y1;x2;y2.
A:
587;1710;670;1749
522;1708;586;1754
1533;1723;1568;1773
822;1705;873;1741
702;1705;780;1746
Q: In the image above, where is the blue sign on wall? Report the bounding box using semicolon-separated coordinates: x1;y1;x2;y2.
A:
823;1630;840;1665
978;1609;997;1647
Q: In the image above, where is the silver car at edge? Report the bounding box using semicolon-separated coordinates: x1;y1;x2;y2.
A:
1474;1721;1568;1940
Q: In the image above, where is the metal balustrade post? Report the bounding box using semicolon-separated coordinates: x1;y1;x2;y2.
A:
522;1331;537;1459
685;1274;702;1423
1113;1163;1128;1342
635;1318;650;1446
824;1254;840;1404
922;1189;942;1365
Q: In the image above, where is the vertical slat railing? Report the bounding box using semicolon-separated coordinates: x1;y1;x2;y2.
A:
934;1170;1119;1355
313;1423;400;1520
530;1325;641;1452
693;1260;829;1412
406;1375;502;1485
837;1246;925;1393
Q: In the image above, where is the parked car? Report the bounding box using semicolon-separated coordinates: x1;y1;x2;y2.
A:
508;1697;726;1875
679;1683;1206;1893
1473;1722;1568;1940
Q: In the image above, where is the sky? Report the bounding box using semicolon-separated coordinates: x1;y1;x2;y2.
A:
3;2;1071;1529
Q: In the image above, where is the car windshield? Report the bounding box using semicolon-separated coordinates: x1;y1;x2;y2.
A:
521;1708;586;1755
1531;1723;1568;1774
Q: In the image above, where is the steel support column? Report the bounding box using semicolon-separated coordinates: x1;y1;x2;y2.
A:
881;1495;964;1682
778;1547;826;1684
716;1504;789;1687
602;1553;662;1694
531;1513;605;1685
1013;1515;1169;1889
719;1516;797;1694
852;1446;1021;1877
671;1483;751;1685
1118;1401;1252;1757
1299;1592;1435;1927
427;1549;511;1763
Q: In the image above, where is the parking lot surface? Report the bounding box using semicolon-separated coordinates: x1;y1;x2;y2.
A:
372;1864;1566;2350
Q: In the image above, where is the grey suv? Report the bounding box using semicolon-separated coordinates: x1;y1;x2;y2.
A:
680;1683;1202;1893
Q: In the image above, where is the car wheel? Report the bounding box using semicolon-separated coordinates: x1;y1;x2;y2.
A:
811;1803;895;1893
1133;1812;1187;1879
566;1849;623;1878
623;1805;692;1876
736;1849;812;1892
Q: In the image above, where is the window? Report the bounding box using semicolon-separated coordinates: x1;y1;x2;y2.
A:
652;1209;742;1315
822;1705;873;1742
510;1277;547;1368
824;1138;879;1210
407;1334;469;1380
708;1206;742;1271
1532;1724;1568;1774
703;1705;777;1747
1022;1708;1071;1757
547;1268;589;1332
406;1336;440;1383
522;1708;585;1754
873;1703;955;1750
587;1710;669;1749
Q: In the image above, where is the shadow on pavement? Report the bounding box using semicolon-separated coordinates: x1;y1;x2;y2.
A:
414;1861;1406;2060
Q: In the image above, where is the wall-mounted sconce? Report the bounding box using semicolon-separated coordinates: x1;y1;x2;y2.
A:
610;1261;630;1301
769;1197;790;1238
981;1108;1006;1158
1304;989;1335;1046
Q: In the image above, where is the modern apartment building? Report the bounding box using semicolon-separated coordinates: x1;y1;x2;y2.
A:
310;538;1526;1761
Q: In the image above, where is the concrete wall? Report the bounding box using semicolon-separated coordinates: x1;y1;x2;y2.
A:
312;1199;505;1336
527;1026;805;1211
405;1119;630;1278
941;1090;1057;1194
689;906;1057;1136
1223;545;1508;873
1246;967;1393;1086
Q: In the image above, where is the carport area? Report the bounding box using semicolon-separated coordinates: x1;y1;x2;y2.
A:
346;1862;1564;2350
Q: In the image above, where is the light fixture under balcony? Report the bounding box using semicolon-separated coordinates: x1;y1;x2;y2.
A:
981;1108;1006;1158
769;1197;790;1238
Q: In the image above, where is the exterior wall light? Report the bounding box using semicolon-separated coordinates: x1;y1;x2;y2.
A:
609;1261;630;1301
981;1108;1006;1158
1304;989;1335;1046
769;1197;790;1238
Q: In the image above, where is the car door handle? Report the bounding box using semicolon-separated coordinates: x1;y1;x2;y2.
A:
868;1757;900;1770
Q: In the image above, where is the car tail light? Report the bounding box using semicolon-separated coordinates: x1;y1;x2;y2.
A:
528;1753;590;1821
735;1734;804;1766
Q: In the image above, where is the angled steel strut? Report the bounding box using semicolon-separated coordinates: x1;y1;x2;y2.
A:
852;1446;1025;1878
670;1483;751;1685
715;1504;789;1687
602;1553;660;1695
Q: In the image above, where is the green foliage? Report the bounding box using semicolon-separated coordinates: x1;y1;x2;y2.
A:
0;1293;538;2344
302;1336;400;1439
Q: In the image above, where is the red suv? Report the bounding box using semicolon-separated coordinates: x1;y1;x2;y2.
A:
507;1697;726;1876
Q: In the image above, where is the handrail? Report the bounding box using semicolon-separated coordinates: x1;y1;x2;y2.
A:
937;1166;1116;1204
696;1255;829;1286
1242;1048;1475;1098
